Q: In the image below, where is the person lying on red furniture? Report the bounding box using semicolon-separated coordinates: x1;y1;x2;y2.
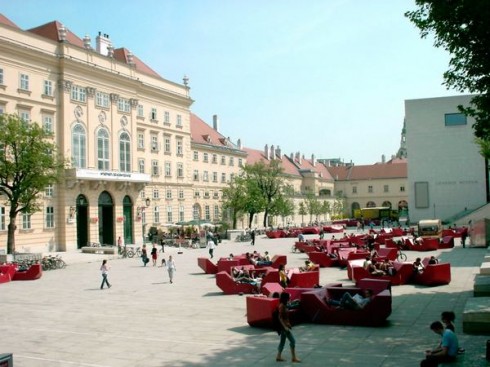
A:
325;289;373;310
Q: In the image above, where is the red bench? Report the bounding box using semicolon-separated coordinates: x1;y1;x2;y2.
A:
215;271;257;295
349;261;413;285
287;268;320;288
413;258;451;286
0;264;16;283
438;236;454;249
197;257;218;274
307;252;338;267
405;238;439;251
12;264;42;281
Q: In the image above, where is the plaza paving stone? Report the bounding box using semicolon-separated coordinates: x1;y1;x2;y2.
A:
1;231;489;366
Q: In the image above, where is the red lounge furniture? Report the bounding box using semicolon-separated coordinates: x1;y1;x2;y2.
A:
260;268;280;288
384;238;397;248
246;296;280;327
261;255;287;269
299;279;392;326
261;282;284;297
287;269;320;288
265;230;286;239
349;261;414;285
308;252;338;267
323;225;344;233
301;227;319;235
405;238;439;251
391;228;404;237
413;258;451;286
217;259;241;274
438;236;455;249
0;264;17;283
337;248;368;267
12;264;42;281
216;271;257;295
294;241;317;253
376;247;398;261
197;257;218;274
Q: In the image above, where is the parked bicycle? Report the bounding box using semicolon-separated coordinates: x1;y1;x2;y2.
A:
235;233;252;242
396;247;407;262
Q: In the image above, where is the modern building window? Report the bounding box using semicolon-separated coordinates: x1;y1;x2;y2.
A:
352;186;357;194
43;114;53;134
167;206;173;223
164;111;170;124
166;189;172;200
20;74;29;90
137;104;144;117
22;212;31;230
97;128;110;170
71;85;86;102
153;206;160;224
45;206;54;228
176;114;182;127
45;184;54;197
138;158;145;174
150;107;157;120
72;123;86;168
384;185;389;193
179;205;184;222
119;132;131;172
152;160;159;176
445;113;467;126
117;98;131;113
137;132;145;149
164;135;171;154
153;188;160;199
414;181;429;208
177;162;184;178
368;185;373;193
203;153;209;163
165;162;171;177
212;154;217;164
193;151;198;161
176;138;183;156
96;92;110;108
43;80;53;96
0;207;5;231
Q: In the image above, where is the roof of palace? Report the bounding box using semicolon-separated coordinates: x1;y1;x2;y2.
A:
327;159;407;181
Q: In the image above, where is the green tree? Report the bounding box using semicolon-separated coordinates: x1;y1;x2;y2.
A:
332;192;346;219
298;202;307;225
406;1;490;145
321;200;331;222
0;114;65;254
243;160;284;227
269;194;295;227
222;175;247;229
304;192;321;223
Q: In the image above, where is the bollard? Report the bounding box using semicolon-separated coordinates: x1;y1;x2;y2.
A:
486;340;490;361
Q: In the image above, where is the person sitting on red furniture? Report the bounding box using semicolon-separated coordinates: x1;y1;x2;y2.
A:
325;289;373;310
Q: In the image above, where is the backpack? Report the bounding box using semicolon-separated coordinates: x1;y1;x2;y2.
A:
272;306;282;335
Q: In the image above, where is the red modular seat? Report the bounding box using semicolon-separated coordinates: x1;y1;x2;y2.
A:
217;259;241;274
336;248;368;267
405;238;439;251
301;227;320;235
197;257;218;274
349;261;414;285
294;241;317;253
260;268;279;289
261;282;284;297
413;258;451;286
438;236;455;249
266;230;286;239
307;252;338;267
323;225;344;233
0;264;17;283
266;255;287;269
299;279;392;326
287;268;320;288
376;247;398;261
384;238;397;248
216;271;257;295
12;264;42;281
391;228;404;237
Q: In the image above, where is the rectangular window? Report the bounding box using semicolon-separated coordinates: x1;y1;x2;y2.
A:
238;158;243;167
229;157;234;166
368;185;373;193
445;113;467;126
203;171;209;182
152;160;159;176
151;107;157;120
194;190;200;198
137;104;144;117
414;181;429;208
204;191;210;199
179;205;184;222
0;207;5;231
166;189;172;200
221;155;226;165
20;74;29;90
138;132;145;149
0;68;3;85
117;98;131;113
164;135;171;154
153;206;160;224
151;135;159;152
0;104;4;115
178;189;184;199
45;184;54;197
203;153;209;163
230;173;235;182
19;110;30;123
43;80;53;96
214;205;219;220
165;162;171;177
352;186;357;194
177;163;184;177
167;206;173;223
213;191;219;199
22;212;31;230
400;186;405;192
221;173;226;183
46;206;54;228
176;138;183;156
176;114;182;127
96;92;110;108
138;159;145;174
212;172;218;182
164;111;170;124
140;190;145;199
71;85;86;102
193;151;199;161
384;185;389;193
205;205;210;221
43;115;53;133
193;170;199;181
153;188;160;199
212;154;217;164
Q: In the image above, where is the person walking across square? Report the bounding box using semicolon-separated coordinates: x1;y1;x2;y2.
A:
166;255;176;283
100;259;111;289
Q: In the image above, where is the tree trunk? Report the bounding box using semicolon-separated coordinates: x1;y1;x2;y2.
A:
7;214;17;254
263;208;269;228
248;213;254;228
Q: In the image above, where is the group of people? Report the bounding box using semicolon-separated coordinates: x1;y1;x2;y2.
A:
363;255;396;276
246;251;272;266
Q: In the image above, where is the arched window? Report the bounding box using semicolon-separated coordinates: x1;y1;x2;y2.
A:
193;203;201;220
382;201;392;208
119;132;131;172
72;123;86;168
97;128;110;170
366;201;376;208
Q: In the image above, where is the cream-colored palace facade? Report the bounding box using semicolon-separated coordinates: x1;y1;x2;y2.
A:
0;15;407;253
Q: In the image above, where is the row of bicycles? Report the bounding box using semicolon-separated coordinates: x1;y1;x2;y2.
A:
12;254;66;271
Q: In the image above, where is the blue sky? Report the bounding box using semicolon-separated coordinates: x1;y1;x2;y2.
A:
1;0;461;164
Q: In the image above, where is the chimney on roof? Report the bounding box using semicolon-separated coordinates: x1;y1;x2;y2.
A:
96;32;112;56
127;51;135;66
311;154;316;166
290;152;294;160
295;152;300;162
381;154;386;163
213;115;219;132
276;146;281;159
270;145;275;160
299;153;303;165
58;24;67;42
265;144;270;160
237;139;242;149
83;34;91;49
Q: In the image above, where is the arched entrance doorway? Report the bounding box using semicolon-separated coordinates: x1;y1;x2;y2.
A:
123;195;133;244
76;194;89;249
351;202;360;217
98;191;114;245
